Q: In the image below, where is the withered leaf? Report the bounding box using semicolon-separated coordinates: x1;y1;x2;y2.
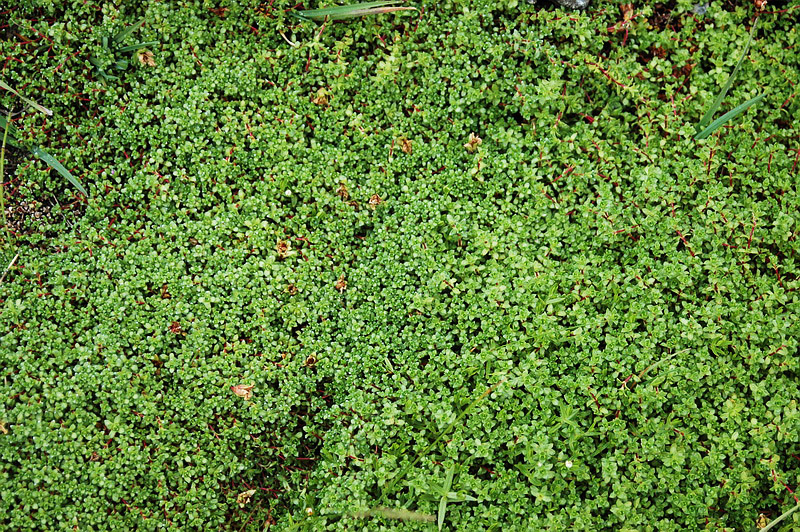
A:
312;88;330;106
231;384;254;400
334;274;347;293
368;194;383;209
464;132;482;153
237;489;256;508
138;50;156;67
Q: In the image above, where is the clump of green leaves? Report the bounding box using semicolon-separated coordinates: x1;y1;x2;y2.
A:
88;17;158;81
1;0;799;530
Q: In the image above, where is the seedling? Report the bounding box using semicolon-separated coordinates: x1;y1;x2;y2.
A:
88;17;158;81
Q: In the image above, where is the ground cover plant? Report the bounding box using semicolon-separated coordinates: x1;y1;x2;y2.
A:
1;0;800;529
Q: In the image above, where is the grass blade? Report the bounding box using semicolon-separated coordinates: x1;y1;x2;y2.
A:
760;501;800;532
117;41;159;53
113;17;145;44
694;92;764;140
351;507;435;522
1;110;11;243
29;146;88;197
695;16;759;134
0;115;20;147
0;80;52;116
296;1;415;21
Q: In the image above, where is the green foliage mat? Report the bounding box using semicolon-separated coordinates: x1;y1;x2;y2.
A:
1;0;800;530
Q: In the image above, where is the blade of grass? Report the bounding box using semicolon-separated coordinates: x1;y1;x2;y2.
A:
295;1;416;21
760;501;800;532
694;92;765;140
29;146;88;197
0;114;21;144
695;16;759;134
0;110;11;243
437;466;456;531
118;41;159;53
113;17;146;44
0;252;19;284
351;507;435;522
0;80;52;116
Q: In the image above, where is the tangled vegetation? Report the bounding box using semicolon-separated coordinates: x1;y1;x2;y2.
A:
1;0;799;529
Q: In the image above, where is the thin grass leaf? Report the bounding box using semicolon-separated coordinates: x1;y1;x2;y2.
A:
0;115;20;146
695;16;759;134
438;466;456;531
118;41;159;53
694;93;765;140
113;17;146;44
0;80;52;116
297;0;403;16
295;1;415;21
1;110;11;242
760;501;800;532
351;507;435;522
29;146;88;197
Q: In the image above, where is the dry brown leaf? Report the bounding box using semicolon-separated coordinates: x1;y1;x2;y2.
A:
464;132;482;153
756;513;769;528
336;182;349;200
334;274;347;293
138;50;156;67
620;3;634;22
368;194;383;209
400;138;412;155
276;239;292;258
237;489;256;508
231;384;254;400
0;421;8;435
312;88;330;106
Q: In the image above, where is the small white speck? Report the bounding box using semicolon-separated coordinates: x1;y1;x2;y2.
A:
565;460;573;469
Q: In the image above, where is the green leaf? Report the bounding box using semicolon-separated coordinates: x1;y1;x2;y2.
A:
694;93;765;140
760;502;800;532
113;17;145;44
294;1;416;22
0;80;52;116
1;110;11;242
118;41;159;53
29;146;89;197
695;16;759;134
0;114;20;145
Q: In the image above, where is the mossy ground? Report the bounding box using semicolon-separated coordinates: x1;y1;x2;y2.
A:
1;0;800;530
